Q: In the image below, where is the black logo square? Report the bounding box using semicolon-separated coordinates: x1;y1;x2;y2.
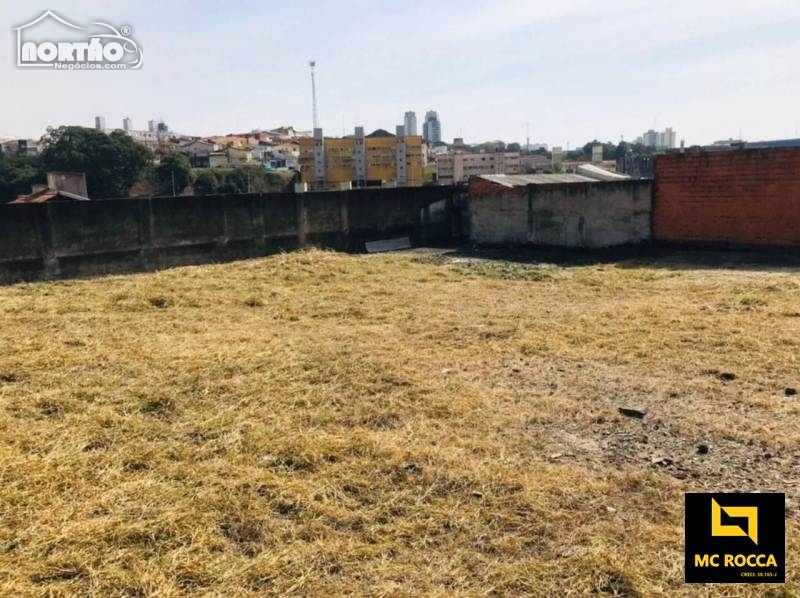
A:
685;493;785;584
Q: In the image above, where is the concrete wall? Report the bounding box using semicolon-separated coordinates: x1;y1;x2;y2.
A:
468;178;652;248
654;148;800;247
0;186;460;283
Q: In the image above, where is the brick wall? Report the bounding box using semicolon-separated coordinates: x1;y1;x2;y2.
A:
654;148;800;246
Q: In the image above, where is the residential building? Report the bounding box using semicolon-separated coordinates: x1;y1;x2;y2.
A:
275;140;300;159
641;127;677;149
94;116;106;131
591;144;603;164
520;154;551;173
208;152;227;168
2;139;39;157
298;126;424;190
227;147;252;166
552;147;564;168
434;150;521;184
266;154;291;170
269;126;312;139
423;110;442;144
250;142;274;164
617;154;654;179
664;127;676;149
206;147;254;168
148;120;157;133
179;139;218;167
128;130;164;152
404;111;418;137
213;134;256;149
122;117;132;132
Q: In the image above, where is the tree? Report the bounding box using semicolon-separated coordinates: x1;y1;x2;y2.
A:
223;169;250;194
506;142;521;152
156;153;193;196
614;141;630;161
193;170;220;195
39;126;151;198
0;153;46;202
581;140;599;160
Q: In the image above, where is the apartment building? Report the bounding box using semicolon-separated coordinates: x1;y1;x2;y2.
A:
434;151;521;184
299;126;424;190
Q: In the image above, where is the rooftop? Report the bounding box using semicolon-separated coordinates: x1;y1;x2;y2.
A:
476;173;597;187
11;189;89;204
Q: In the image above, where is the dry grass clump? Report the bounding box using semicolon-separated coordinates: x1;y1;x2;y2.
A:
0;248;797;596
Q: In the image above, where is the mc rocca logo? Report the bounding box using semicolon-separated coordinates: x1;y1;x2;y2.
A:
13;10;143;70
685;493;785;584
711;498;758;545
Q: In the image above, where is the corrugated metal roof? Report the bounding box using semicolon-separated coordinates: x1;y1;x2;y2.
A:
11;189;58;204
11;189;89;204
476;174;597;188
745;138;800;149
575;163;630;181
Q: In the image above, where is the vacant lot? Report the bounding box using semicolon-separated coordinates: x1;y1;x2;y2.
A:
0;248;797;596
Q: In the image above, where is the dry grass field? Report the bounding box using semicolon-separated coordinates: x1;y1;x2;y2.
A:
0;248;798;597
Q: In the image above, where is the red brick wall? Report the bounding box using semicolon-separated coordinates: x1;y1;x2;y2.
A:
654;148;800;246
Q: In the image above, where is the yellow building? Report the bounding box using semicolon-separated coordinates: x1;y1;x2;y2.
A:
212;135;256;149
299;126;424;191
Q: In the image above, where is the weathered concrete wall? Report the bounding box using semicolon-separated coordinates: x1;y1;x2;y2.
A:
468;179;652;248
654;148;800;247
0;187;460;284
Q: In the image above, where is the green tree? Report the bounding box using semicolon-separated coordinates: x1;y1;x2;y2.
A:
506;142;521;152
39;126;151;198
0;153;46;202
156;153;193;196
193;170;220;195
581;140;599;160
223;169;250;194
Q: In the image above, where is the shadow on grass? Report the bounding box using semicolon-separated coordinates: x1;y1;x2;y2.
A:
429;244;800;273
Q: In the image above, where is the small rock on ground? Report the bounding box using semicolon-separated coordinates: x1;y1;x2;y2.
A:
618;407;647;419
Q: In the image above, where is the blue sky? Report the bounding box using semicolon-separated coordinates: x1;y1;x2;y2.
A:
2;0;799;146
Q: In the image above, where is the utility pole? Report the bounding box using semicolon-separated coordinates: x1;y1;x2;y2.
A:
309;60;319;130
171;170;176;197
526;122;530;153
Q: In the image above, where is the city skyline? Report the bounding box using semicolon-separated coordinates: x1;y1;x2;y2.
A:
1;1;799;146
